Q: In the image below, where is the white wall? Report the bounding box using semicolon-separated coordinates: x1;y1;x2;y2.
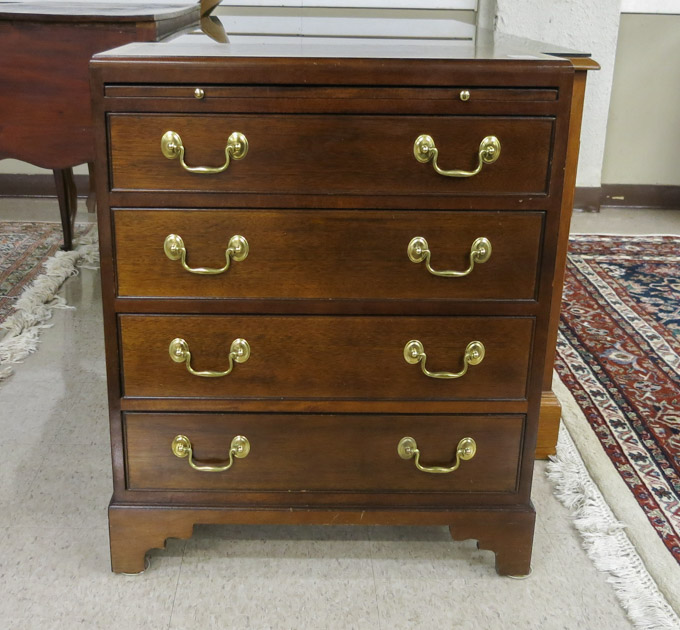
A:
602;14;680;185
492;0;622;188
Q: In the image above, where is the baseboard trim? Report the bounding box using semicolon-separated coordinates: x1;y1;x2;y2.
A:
575;184;680;212
3;174;678;210
0;173;90;198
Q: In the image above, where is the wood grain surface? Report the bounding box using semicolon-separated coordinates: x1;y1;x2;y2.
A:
114;209;544;300
125;412;524;494
109;114;554;195
119;314;533;401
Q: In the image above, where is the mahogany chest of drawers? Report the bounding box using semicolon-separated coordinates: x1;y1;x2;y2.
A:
91;33;595;575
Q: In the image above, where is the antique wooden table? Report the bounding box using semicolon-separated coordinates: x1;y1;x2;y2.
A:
0;2;200;249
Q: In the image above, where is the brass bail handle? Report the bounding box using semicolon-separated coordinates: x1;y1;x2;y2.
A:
172;434;250;472
398;436;477;474
161;130;248;174
164;233;249;275
404;339;485;379
413;134;501;178
169;337;250;378
407;236;491;278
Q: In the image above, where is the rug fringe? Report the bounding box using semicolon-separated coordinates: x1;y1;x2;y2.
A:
547;425;680;630
0;226;99;381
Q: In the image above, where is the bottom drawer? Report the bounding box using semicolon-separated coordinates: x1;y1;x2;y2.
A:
124;412;524;494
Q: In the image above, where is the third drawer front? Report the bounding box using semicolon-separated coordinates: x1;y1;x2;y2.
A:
120;315;533;400
114;209;543;301
125;412;525;494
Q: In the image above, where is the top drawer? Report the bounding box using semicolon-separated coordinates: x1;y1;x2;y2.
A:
109;114;554;196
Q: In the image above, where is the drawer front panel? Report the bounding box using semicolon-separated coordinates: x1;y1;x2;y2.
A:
120;315;533;400
114;209;543;300
109;114;553;196
125;412;524;493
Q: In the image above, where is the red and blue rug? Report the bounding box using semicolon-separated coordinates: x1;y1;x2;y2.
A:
0;222;68;326
555;235;680;565
0;221;96;380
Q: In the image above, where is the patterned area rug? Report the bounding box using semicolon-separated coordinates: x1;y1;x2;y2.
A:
0;222;70;326
0;221;97;379
554;235;680;602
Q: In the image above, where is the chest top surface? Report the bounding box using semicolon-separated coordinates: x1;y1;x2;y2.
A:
92;14;592;63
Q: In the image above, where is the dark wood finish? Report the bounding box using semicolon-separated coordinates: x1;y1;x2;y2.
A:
110;114;554;196
0;172;89;198
0;3;198;248
53;168;77;250
574;184;680;212
114;209;544;300
573;186;602;213
449;507;535;576
125;412;524;494
535;391;562;458
105;85;559;102
538;67;591;458
91;33;595;574
119;315;533;401
109;504;535;575
120;398;530;415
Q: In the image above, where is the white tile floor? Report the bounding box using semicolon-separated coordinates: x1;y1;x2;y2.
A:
1;198;679;630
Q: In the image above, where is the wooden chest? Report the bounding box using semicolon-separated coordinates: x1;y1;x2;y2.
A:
91;32;595;575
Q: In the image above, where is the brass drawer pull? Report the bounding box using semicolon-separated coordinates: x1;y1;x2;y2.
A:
398;436;476;474
164;233;249;275
161;130;248;174
404;339;484;379
169;337;250;378
407;236;491;277
172;434;250;472
413;134;500;178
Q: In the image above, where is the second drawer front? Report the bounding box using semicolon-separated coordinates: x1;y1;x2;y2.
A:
125;412;524;494
120;315;533;400
114;209;543;301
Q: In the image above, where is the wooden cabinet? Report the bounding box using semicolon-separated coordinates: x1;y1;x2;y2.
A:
91;33;595;575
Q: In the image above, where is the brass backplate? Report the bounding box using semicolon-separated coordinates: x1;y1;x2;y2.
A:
407;237;429;263
227;131;249;160
403;340;424;365
466;341;485;366
397;436;417;459
230;338;251;363
232;435;251;458
161;131;182;159
164;234;184;261
413;134;435;163
169;338;190;363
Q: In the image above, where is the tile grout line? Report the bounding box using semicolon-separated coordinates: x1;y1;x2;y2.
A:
367;528;383;630
167;541;187;630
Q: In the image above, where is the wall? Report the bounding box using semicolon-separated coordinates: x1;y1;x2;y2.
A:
601;14;680;186
492;0;622;188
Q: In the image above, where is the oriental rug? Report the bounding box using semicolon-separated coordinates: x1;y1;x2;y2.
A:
0;221;98;380
551;234;680;623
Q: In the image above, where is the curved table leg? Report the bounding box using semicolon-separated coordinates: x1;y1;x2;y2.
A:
53;167;78;250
